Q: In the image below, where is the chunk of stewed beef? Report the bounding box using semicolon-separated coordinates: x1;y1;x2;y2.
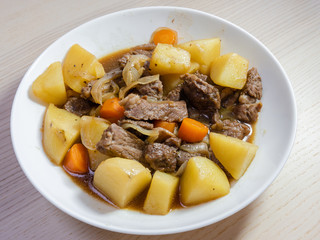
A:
120;94;188;122
96;123;145;161
181;73;221;111
63;96;94;116
220;88;240;108
233;102;263;123
135;79;163;98
242;67;263;100
144;143;177;172
211;119;251;140
166;84;183;101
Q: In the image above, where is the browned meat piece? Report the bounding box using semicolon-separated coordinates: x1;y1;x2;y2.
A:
164;137;181;148
220;88;240;108
119;119;154;130
120;94;188;122
238;94;256;104
63;96;94;116
176;150;197;167
166;84;183;101
118;43;156;69
96;123;145;161
233;102;263;123
118;53;131;69
211;119;251;140
144;143;177;172
194;71;208;82
181;73;221;111
81;80;96;99
136;79;163;98
242;67;262;100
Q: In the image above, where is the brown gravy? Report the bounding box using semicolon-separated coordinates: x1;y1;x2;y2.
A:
63;48;257;213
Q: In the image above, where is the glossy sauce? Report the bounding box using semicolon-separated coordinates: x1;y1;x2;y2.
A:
63;47;257;213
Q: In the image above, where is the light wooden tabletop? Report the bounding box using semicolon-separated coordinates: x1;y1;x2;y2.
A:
1;0;319;239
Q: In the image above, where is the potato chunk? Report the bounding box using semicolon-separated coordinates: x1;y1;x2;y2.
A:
178;38;221;75
210;53;249;89
209;132;258;179
180;156;230;206
161;74;184;95
43;104;80;165
93;157;151;208
143;171;179;215
149;43;191;75
32;62;67;105
62;44;105;93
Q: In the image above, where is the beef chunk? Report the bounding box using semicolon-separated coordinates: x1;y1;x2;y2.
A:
136;79;163;98
211;119;251;140
118;43;156;69
181;73;221;111
238;94;256;104
63;96;94;116
166;84;183;101
176;151;198;167
242;67;262;100
96;123;145;161
233;102;263;123
144;143;177;172
119;119;154;130
194;71;208;82
220;88;240;108
164;137;181;148
120;94;188;122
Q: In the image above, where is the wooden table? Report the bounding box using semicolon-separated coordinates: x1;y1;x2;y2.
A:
1;0;319;239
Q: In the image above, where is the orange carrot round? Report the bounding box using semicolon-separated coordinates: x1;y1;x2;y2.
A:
64;143;89;174
154;120;176;133
178;118;209;142
100;97;125;123
152;27;178;45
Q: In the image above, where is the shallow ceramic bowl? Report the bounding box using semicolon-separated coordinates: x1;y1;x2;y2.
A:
11;6;296;235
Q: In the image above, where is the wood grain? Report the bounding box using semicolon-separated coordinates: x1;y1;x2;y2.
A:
1;0;319;239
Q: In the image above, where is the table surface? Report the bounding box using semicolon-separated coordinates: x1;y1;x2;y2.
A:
1;0;319;239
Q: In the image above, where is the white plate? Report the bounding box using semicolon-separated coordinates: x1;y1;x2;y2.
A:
11;6;297;235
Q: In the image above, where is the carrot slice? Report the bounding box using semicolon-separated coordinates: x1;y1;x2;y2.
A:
100;97;125;123
152;28;178;45
178;118;209;142
154;120;176;133
64;143;89;174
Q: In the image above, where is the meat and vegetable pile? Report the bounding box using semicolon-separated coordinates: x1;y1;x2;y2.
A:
32;28;263;215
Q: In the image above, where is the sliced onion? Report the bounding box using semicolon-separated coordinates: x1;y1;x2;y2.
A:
80;116;110;150
121;123;160;143
119;74;160;99
180;142;209;157
122;54;150;86
91;68;122;105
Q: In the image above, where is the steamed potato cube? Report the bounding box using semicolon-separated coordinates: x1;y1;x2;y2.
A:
93;157;151;208
43;104;80;165
143;171;179;215
149;43;191;75
80;116;110;151
178;38;221;75
209;132;258;180
210;53;249;89
188;61;200;73
62;44;105;93
180;156;230;206
32;62;67;105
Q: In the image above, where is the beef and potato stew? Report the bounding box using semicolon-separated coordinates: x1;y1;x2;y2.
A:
32;27;263;215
